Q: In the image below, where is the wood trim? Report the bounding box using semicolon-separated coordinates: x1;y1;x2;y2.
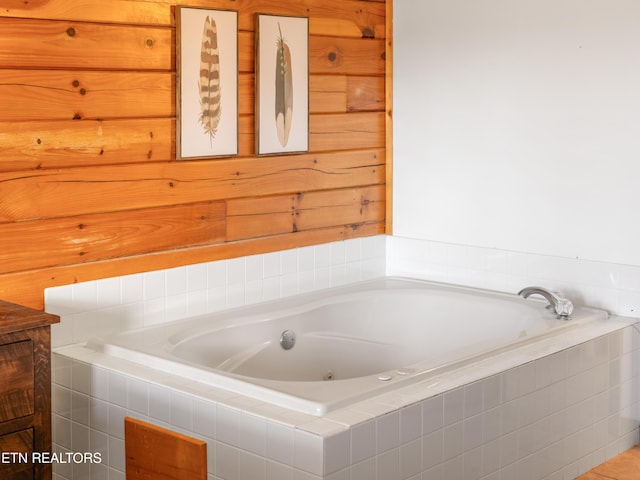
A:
125;417;207;480
385;0;394;234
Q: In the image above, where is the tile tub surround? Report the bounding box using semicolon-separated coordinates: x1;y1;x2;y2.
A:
45;236;386;349
46;234;640;479
52;318;640;480
387;235;640;318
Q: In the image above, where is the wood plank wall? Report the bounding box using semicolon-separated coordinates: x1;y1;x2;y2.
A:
0;0;389;310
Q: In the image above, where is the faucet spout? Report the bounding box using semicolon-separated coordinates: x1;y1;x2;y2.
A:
518;286;573;318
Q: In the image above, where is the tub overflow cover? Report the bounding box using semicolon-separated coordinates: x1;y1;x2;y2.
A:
280;330;296;350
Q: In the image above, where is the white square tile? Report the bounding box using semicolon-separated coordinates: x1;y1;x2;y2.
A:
121;273;144;304
239;451;266;480
97;277;121;309
345;238;362;263
362;234;385;260
108;403;126;439
187;263;208;292
71;421;89;452
464;381;483;418
444;388;464;426
375;448;399;480
246;255;264;282
171;391;193;431
241;413;267;456
267;421;294;465
72;360;91;395
345;262;362;284
108;371;128;408
90;429;109;465
245;279;264;305
315;267;331;289
187;290;208;316
227;257;245;284
148;384;171;423
281;273;299;297
51;320;74;349
207;260;227;287
463;414;483;452
298;246;315;272
217;404;241;447
483;375;501;410
330;264;346;287
143;297;166;326
462;446;482;480
324;430;350;475
399;438;421;479
330;242;346;266
53;414;71;450
376;411;399;453
422;428;443;470
71;391;90;426
90;365;109;401
422;395;444;436
263;252;281;278
481;438;500;477
226;282;245;309
443;422;463;460
143;270;165;300
165;293;187;322
106;435;125;472
314;244;331;268
400;402;422;443
281;249;298;275
193;399;216;438
482;407;501;443
267;460;294;480
294;429;323;476
53;385;71;419
351;419;375;464
72;280;98;311
45;285;75;316
517;362;536;397
502;368;519;402
89;396;109;433
350;458;375;480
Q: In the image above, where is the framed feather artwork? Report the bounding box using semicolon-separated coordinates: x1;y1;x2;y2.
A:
255;14;309;156
176;7;238;159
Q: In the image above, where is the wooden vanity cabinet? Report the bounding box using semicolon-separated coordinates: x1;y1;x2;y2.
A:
0;300;59;480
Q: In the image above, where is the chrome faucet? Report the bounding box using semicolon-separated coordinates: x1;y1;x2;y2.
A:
518;286;574;318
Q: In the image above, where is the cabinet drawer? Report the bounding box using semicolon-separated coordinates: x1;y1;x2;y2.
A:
0;428;34;479
0;340;34;422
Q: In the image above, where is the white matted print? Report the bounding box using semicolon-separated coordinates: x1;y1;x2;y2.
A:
177;7;238;159
256;14;309;155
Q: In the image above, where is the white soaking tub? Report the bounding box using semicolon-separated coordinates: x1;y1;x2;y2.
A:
86;277;608;415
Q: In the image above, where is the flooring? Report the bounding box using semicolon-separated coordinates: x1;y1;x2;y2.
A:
576;445;640;480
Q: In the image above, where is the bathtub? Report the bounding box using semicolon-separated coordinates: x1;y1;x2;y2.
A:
87;277;608;415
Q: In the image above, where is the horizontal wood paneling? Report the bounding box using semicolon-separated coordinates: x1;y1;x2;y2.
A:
0;202;226;274
0;0;385;36
227;185;384;240
0;149;384;221
0;17;174;70
0;0;389;308
0;119;174;171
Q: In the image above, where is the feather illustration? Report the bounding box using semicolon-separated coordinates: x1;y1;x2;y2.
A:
275;22;293;147
199;16;222;141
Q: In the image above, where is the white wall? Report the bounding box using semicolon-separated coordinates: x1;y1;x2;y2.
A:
393;0;640;266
